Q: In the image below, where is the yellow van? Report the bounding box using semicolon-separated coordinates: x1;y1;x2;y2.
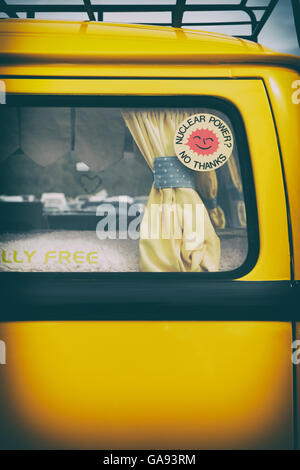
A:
0;18;299;450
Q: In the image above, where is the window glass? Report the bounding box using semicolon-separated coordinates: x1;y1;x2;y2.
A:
0;105;249;273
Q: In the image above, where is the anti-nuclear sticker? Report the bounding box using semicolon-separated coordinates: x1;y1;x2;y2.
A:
174;113;234;172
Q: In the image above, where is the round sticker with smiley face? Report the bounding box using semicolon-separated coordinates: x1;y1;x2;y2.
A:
174;113;234;172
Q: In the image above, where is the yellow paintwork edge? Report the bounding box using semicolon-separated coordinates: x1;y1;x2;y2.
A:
0;19;299;69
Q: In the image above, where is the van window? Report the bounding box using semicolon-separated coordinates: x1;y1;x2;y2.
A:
0;104;250;274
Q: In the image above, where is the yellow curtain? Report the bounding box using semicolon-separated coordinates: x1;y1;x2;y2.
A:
122;109;220;272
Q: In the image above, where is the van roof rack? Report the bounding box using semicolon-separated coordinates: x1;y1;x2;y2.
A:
0;0;299;46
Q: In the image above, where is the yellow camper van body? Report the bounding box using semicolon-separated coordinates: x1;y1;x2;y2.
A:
0;19;299;449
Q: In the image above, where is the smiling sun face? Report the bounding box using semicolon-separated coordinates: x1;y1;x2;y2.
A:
186;128;219;156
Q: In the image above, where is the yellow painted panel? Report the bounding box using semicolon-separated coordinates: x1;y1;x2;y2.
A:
0;322;293;449
0;63;233;78
0;20;296;453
